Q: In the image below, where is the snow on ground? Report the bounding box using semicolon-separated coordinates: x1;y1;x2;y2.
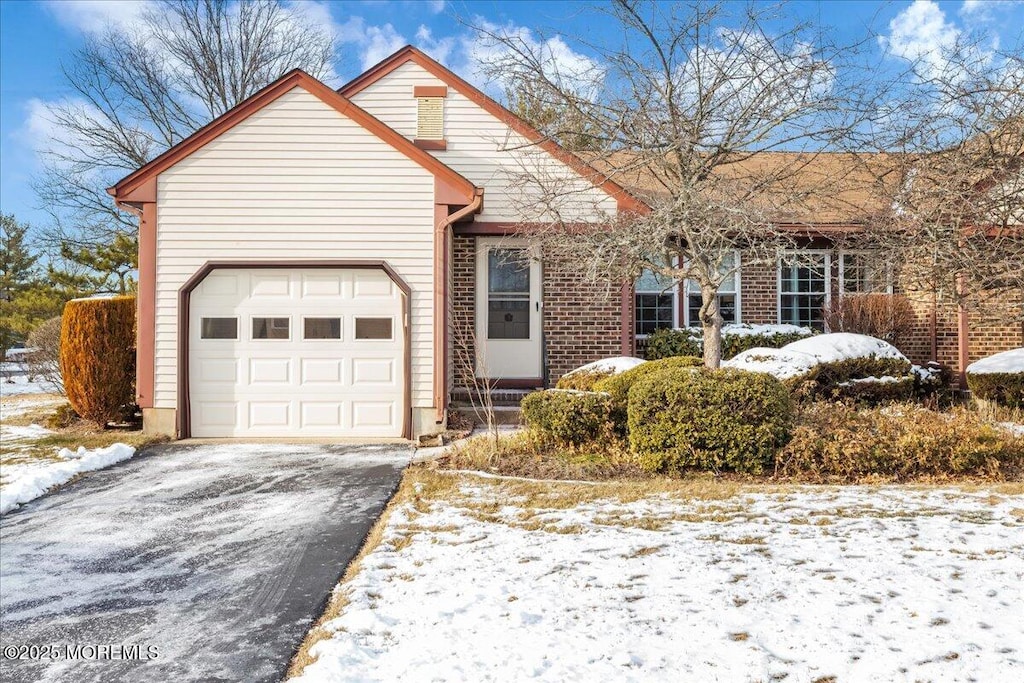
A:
720;322;813;338
295;477;1024;682
2;359;60;396
1;443;137;515
967;347;1024;375
564;356;646;376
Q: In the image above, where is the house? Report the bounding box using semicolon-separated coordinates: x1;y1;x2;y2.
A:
110;46;1023;440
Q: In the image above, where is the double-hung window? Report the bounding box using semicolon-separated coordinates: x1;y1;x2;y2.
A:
684;252;740;327
839;251;891;294
778;251;829;330
634;269;678;337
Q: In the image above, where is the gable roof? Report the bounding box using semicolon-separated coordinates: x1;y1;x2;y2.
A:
108;69;478;205
339;45;649;215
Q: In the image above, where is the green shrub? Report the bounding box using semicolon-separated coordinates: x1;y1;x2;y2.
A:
777;403;1024;482
796;356;914;404
645;326;812;360
828;376;916;403
520;389;614;445
967;372;1024;408
60;296;136;427
628;368;794;475
593;356;703;430
645;328;702;359
556;369;614;391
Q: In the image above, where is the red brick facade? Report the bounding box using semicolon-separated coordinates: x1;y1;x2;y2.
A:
449;235;1022;394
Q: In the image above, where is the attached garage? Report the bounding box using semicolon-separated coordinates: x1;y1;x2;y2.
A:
184;264;409;438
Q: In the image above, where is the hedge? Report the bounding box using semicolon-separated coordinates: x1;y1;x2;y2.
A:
520;390;615;445
60;296;136;427
628;368;794;475
556;369;615;391
592;356;703;430
645;326;812;361
777;403;1023;482
967;373;1024;408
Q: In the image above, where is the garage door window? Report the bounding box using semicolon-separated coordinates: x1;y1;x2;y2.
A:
304;317;341;340
252;317;290;340
201;317;238;340
355;317;392;340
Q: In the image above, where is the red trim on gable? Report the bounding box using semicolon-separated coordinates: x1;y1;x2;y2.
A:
109;69;477;204
340;46;650;216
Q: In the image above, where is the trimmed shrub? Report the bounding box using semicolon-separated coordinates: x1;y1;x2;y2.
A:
556;369;612;391
25;316;64;394
828;375;916;403
777;403;1024;482
60;296;136;427
645;325;812;361
822;294;916;348
556;357;646;391
628;368;794;475
967;373;1024;408
520;389;615;445
593;356;703;429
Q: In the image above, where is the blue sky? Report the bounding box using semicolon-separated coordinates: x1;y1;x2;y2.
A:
2;0;1022;231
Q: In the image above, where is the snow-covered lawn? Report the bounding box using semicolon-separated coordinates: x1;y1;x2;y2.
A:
294;472;1024;682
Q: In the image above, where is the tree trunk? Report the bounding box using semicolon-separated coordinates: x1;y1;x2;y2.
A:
699;284;724;369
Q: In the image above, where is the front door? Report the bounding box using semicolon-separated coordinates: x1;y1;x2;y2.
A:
475;238;542;380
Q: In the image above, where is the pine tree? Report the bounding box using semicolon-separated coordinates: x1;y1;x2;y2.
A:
1;213;38;303
49;232;138;296
1;214;63;359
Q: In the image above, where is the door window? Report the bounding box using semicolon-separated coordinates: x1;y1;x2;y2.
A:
201;317;238;340
487;249;531;340
252;317;290;340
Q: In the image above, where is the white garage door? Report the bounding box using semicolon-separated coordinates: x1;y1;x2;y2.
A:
189;268;405;438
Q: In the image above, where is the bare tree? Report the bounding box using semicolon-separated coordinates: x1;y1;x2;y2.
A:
859;40;1024;327
470;0;884;367
452;302;501;449
35;0;336;250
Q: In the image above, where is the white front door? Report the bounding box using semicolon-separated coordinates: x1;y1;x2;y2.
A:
475;238;543;379
189;267;406;438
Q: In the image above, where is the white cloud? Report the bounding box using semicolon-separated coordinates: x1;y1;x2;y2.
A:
415;25;455;65
428;0;446;13
19;99;61;164
879;0;961;78
960;0;1022;22
43;0;151;34
336;16;407;71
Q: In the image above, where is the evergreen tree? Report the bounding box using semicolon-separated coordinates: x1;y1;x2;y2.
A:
1;214;64;359
49;232;138;296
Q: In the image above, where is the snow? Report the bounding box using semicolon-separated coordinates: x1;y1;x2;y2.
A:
293;477;1024;682
2;358;61;396
998;422;1024;437
564;356;646;376
723;347;819;380
966;347;1024;375
720;323;814;338
783;332;908;364
1;443;136;515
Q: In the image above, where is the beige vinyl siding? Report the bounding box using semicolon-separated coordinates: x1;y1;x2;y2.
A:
350;61;618;222
154;87;436;409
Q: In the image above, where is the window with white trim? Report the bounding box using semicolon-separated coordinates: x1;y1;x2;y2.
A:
778;251;829;330
634;269;677;336
839;251;891;294
684;252;740;327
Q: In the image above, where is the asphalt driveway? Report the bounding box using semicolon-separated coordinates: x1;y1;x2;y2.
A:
0;442;411;682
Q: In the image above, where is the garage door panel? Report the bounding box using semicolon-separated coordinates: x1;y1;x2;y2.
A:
249;358;291;384
301;359;343;384
190;267;405;438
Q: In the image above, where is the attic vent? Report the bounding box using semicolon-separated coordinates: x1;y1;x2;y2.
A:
416;97;444;141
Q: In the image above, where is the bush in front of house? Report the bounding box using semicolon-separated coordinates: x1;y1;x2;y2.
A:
592;356;703;430
60;296;136;427
627;368;794;475
777;402;1024;482
966;348;1024;408
555;356;646;391
520;389;615;445
645;324;813;361
821;293;916;349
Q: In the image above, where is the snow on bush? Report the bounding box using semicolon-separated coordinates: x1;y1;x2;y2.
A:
783;332;908;364
966;348;1024;375
0;443;136;515
556;357;646;391
723;348;819;381
720;323;812;338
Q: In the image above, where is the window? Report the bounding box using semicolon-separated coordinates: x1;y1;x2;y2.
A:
416;97;444;140
201;317;237;340
840;252;890;294
778;252;829;330
355;317;393;340
684;252;740;327
487;249;531;340
303;317;341;340
634;269;677;336
252;317;290;340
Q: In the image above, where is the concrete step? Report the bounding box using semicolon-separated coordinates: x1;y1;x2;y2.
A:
452;405;522;426
450;387;537;407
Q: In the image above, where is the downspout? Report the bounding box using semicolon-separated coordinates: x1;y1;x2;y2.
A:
435;189;484;423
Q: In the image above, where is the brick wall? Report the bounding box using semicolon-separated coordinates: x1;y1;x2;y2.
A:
450;236;622;389
739;259;776;324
